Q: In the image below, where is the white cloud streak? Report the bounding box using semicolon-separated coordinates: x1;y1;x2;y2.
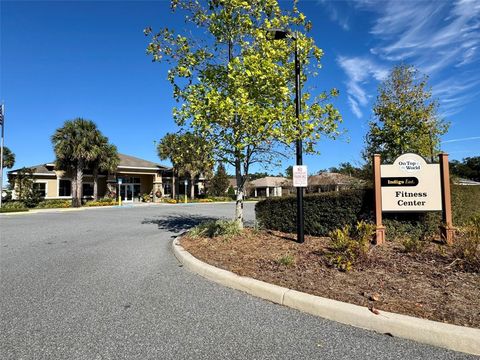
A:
442;136;480;144
336;0;480;118
337;56;388;118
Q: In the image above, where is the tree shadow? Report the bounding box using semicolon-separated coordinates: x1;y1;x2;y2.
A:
141;214;217;233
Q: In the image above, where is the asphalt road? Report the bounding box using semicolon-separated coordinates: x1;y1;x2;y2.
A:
0;203;476;359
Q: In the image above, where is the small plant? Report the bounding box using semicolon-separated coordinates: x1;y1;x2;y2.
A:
327;221;375;271
189;219;241;238
402;236;426;253
276;254;295;267
452;214;480;272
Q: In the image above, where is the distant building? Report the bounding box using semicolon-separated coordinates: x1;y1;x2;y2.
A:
307;172;364;193
453;178;480;186
249;176;293;198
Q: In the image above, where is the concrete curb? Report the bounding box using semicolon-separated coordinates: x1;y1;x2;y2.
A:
172;237;480;356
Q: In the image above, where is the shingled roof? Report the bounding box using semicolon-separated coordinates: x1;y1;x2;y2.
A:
117;153;169;169
308;172;362;186
8;153;170;175
249;176;292;188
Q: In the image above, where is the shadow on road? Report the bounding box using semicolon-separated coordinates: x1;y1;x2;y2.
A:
141;214;216;233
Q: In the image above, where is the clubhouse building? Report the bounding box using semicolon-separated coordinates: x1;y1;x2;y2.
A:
8;153;201;203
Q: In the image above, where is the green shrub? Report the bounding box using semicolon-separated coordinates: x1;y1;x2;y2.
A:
85;199;117;207
276;254;295;267
256;189;373;236
189;219;241;238
327;221;375;271
255;186;480;238
2;201;27;209
0;207;29;213
36;199;71;209
0;201;29;213
452;213;480;271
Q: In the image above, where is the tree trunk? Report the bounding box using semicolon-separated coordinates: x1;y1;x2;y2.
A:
235;159;244;229
71;169;78;208
73;161;84;207
190;174;195;200
171;167;176;199
93;167;99;201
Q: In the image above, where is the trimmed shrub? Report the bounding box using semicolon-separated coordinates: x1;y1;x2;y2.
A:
0;201;28;212
256;189;373;236
36;199;71;209
85;198;117;207
255;185;480;238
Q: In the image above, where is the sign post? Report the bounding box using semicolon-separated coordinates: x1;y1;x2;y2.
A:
439;153;454;244
293;165;307;243
184;179;188;204
118;178;122;206
373;155;385;244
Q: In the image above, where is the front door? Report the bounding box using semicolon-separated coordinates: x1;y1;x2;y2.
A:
120;184;133;202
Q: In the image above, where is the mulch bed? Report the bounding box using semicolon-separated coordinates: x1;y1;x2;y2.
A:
181;229;480;328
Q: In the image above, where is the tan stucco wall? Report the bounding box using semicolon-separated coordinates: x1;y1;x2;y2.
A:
33;177;57;198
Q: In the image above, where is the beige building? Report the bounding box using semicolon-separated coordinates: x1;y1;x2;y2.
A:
249;176;293;198
8;153;204;203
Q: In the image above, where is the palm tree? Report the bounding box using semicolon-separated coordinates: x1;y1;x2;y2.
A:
51;118;104;207
91;141;119;200
2;146;15;169
157;133;179;199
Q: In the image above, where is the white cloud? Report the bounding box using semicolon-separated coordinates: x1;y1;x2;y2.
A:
317;0;350;31
337;56;388;118
442;136;480;144
338;0;480;117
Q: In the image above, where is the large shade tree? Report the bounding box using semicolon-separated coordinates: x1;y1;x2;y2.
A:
52;118;107;207
146;0;342;226
363;65;449;164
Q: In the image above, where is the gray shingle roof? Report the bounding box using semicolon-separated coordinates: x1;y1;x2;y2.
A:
249;176;292;188
118;154;169;169
8;154;170;175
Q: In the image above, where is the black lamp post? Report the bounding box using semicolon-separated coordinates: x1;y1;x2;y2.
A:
267;29;304;243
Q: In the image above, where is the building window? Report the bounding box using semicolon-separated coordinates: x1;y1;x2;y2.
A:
33;183;46;197
59;180;71;197
83;183;94;197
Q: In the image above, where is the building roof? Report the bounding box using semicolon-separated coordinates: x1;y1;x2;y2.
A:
308;172;363;186
8;153;170;175
117;153;169;169
453;178;480;186
8;164;56;175
249;176;292;188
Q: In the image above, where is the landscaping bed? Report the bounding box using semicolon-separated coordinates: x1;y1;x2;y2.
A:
181;229;480;328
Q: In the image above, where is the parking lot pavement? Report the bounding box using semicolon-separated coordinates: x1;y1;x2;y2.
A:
1;203;476;359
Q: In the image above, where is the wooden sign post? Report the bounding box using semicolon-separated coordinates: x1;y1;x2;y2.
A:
439;154;455;245
373;154;385;245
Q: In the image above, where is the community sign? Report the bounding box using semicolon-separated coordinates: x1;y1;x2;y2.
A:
380;153;442;212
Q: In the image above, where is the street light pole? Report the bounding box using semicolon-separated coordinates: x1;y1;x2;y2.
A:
267;29;304;243
293;35;304;244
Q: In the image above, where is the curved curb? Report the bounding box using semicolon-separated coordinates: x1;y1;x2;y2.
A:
172;237;480;356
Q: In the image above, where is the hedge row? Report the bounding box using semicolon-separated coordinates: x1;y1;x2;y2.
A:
255;185;480;238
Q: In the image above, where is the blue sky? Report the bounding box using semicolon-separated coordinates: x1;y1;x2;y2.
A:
1;0;479;177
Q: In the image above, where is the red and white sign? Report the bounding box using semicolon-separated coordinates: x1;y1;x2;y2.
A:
293;165;308;187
